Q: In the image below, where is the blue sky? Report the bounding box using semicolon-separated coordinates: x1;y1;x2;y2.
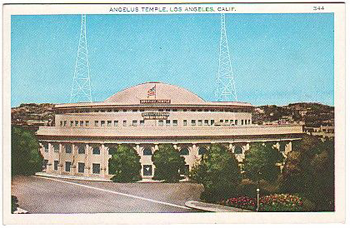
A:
11;13;334;107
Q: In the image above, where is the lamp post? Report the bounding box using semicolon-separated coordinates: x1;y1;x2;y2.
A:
256;170;262;212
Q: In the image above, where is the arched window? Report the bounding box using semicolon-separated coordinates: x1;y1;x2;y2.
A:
234;146;243;154
93;147;100;155
198;147;207;155
65;144;72;153
143;147;152;156
109;147;117;155
180;148;189;156
78;145;85;154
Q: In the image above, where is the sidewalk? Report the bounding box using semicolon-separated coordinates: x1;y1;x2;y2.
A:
185;201;252;212
35;172;111;182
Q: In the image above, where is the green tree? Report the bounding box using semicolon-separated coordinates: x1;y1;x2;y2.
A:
280;136;335;211
152;144;185;182
244;143;283;182
190;144;242;202
11;126;43;176
108;145;142;182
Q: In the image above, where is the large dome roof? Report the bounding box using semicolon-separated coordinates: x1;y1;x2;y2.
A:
104;82;205;104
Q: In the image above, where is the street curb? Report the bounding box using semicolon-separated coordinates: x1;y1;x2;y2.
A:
185;201;252;212
35;172;111;182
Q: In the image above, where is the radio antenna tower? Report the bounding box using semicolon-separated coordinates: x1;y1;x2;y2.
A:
215;13;238;101
70;14;93;103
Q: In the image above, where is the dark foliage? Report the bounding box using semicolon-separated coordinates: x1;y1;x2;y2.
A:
11;126;43;176
151;144;186;183
190;144;242;202
108;145;142;182
244;143;283;182
280;135;334;211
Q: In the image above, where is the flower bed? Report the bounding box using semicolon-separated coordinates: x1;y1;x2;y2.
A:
221;194;305;212
221;196;256;211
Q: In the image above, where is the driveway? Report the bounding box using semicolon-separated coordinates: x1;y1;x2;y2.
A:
11;176;204;213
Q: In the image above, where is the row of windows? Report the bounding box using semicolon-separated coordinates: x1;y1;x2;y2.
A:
59;119;251;127
45;160;101;174
57;108;251;114
44;144;101;155
43;144;244;155
45;161;189;177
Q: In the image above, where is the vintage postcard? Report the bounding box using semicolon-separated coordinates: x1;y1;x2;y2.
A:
2;0;346;225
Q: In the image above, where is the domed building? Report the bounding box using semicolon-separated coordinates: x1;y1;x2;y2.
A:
37;82;304;179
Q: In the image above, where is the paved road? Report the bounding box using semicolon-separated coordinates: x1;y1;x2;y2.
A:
11;176;204;213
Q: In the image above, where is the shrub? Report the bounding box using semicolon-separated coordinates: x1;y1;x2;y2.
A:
12;126;43;176
108;145;142;182
11;195;19;214
190;144;242;203
152;144;185;182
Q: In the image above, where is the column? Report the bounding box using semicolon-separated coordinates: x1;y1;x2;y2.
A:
59;143;63;175
101;144;107;178
84;144;90;176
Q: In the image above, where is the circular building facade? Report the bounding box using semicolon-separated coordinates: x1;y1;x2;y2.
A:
37;82;303;180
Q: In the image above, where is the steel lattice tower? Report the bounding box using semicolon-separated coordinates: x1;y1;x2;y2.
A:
70;14;93;103
215;13;238;102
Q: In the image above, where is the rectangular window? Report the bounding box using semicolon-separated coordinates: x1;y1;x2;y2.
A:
95;120;99;127
85;121;89;127
245;120;248;125
70;121;74;127
101;121;106;127
220;119;224;123
123;120;127;127
107;120;112;127
191;120;196;126
183;120;187;126
235;120;238;125
173;120;178;126
132;120;137;126
166;120;171;126
60;121;63;127
158;120;164;126
80;121;84;127
211;120;215;125
172;109;177;112
75;121;78;127
183;109;187;112
54;160;59;171
132;109;137;112
65;161;71;172
198;120;203;126
92;163;100;174
225;120;229;123
241;120;244;125
204;120;209;126
78;163;85;173
140;120;145;126
114;120;118;127
143;165;153;176
248;120;251;125
43;159;48;169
